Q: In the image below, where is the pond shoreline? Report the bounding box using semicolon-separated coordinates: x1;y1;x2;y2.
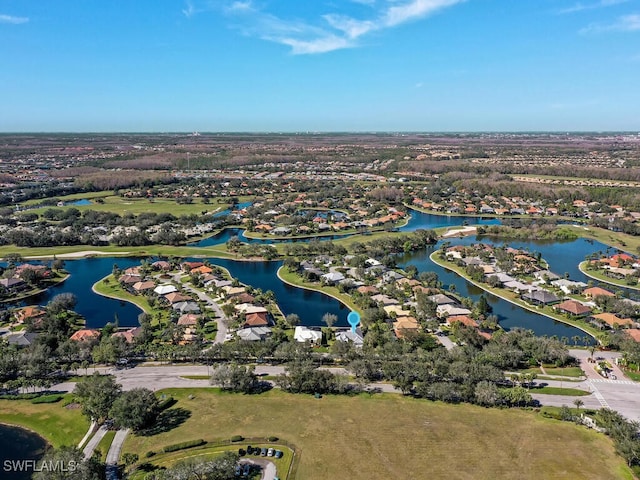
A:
429;251;599;342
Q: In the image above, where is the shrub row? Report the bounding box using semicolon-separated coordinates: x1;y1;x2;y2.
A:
31;395;63;404
163;439;206;453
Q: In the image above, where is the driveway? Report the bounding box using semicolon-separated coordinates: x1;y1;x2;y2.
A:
241;458;278;480
82;425;108;460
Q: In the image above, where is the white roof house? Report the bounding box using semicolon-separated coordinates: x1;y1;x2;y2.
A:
154;284;177;295
294;326;323;344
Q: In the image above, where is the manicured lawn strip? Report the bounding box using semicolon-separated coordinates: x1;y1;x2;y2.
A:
122;388;632;480
0;395;89;448
579;262;640;291
623;370;640;382
543;367;585;378
96;430;116;462
276;267;359;313
533;386;591;396
179;375;211;380
430;252;602;340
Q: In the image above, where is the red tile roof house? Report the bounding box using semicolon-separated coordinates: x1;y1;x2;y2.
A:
554;300;592;317
583;287;615;299
244;312;270;328
70;329;101;342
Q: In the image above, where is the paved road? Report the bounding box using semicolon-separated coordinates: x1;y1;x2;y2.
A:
105;428;129;480
82;425;108;460
174;275;229;344
51;356;640;421
241;458;278;480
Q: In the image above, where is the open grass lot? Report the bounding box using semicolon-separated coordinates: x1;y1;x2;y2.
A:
123;388;633;480
21;193;254;217
0;243;234;260
0;395;89;448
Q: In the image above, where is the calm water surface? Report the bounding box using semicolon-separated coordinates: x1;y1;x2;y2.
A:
0;424;48;480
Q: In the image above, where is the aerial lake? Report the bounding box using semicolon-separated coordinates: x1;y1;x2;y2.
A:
3;212;630;338
0;424;48;480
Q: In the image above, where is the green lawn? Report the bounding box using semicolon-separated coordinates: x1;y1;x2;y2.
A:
22;194;254;218
579;262;640;291
96;430;116;461
0;395;89;448
518;366;585;378
533;386;591;396
122;388;633;480
0;243;235;260
130;443;295;480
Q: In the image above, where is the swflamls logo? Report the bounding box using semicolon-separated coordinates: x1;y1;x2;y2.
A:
3;459;78;473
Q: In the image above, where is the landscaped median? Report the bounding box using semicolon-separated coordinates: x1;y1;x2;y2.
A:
128;440;296;480
429;251;602;341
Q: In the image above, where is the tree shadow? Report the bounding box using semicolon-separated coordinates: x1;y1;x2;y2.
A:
138;407;192;436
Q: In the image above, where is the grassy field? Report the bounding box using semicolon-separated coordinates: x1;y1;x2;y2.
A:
0;243;235;260
96;430;116;461
0;395;89;448
122;388;633;480
21;193;254;218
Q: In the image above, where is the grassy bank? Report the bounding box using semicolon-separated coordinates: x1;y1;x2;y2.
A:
578;262;640;292
430;252;602;340
0;395;89;448
92;274;169;325
276;266;359;313
122;388;633;480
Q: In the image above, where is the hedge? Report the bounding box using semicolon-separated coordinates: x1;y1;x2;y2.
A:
31;395;63;404
163;439;206;453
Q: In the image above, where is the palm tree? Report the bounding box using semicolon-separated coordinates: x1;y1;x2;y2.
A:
573;398;584;412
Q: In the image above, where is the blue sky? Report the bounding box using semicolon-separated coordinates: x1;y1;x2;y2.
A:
1;0;639;132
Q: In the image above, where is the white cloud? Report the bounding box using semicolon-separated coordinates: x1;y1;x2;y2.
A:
581;13;640;33
221;0;465;54
0;14;29;24
182;1;196;18
383;0;464;27
558;0;628;15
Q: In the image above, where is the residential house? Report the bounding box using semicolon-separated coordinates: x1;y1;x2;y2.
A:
522;290;561;306
70;329;101;342
583;287;615;299
555;300;592;317
591;313;633;329
294;326;323;344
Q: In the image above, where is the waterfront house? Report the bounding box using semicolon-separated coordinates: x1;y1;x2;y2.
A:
522;290;561;306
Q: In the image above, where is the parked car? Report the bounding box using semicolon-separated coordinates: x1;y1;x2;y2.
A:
261;447;267;456
267;448;275;457
246;446;253;455
242;464;251;477
275;450;283;459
